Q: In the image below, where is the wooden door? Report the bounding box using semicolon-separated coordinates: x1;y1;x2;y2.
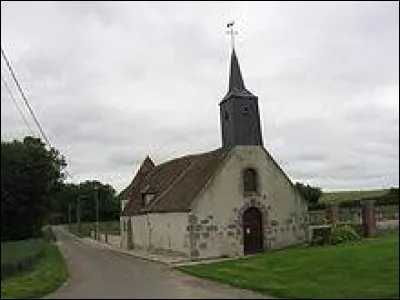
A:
243;207;263;255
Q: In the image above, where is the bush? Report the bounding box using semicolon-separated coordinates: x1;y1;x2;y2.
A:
309;202;326;210
328;222;361;245
310;226;331;246
339;200;362;208
310;223;361;246
375;188;399;206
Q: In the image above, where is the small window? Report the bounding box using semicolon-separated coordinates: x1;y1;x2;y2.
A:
141;194;146;207
141;193;155;207
243;168;258;193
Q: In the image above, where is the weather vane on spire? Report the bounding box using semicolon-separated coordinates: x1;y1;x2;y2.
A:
226;21;238;50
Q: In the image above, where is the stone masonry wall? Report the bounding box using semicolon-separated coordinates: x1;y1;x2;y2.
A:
190;146;308;260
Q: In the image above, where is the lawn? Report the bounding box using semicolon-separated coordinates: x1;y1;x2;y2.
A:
1;239;68;299
178;235;399;299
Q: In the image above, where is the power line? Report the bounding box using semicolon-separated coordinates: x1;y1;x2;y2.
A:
1;46;52;148
1;72;37;137
1;46;74;182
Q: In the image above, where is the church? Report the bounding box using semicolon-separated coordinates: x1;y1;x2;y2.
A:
119;46;308;260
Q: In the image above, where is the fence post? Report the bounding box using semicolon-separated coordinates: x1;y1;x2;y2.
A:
325;203;339;224
362;200;377;238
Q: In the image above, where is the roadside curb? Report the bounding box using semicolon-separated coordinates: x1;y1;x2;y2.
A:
60;228;187;267
59;227;241;268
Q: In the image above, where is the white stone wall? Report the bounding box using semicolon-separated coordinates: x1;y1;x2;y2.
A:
127;212;190;256
119;200;130;249
190;146;308;259
120;216;129;249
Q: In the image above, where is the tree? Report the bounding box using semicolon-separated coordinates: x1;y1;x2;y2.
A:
295;182;322;207
51;180;119;225
76;181;119;223
1;136;66;241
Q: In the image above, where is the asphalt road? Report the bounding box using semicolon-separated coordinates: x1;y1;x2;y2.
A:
46;227;270;299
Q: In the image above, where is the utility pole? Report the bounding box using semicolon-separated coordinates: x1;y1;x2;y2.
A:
68;203;72;231
76;197;81;235
95;186;99;240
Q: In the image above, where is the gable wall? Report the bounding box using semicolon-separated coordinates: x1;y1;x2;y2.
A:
190;145;308;259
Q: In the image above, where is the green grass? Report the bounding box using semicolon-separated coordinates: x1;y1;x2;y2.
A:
178;235;399;299
1;239;44;265
320;189;390;203
1;242;68;299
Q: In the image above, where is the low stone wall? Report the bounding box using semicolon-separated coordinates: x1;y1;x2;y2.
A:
107;234;121;248
377;220;399;232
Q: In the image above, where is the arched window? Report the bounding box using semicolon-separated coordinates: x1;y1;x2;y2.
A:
243;168;258;194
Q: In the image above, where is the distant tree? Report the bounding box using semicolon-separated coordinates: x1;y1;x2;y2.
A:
295;182;322;207
50;182;80;224
51;180;119;224
375;187;399;206
1;136;66;241
76;180;119;222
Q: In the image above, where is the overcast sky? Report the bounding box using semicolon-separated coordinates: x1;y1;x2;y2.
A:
1;1;399;193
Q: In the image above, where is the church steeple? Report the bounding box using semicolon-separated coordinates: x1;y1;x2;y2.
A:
229;49;246;92
222;49;256;102
219;48;263;151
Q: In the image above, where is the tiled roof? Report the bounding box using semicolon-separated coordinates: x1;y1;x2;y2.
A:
121;149;225;216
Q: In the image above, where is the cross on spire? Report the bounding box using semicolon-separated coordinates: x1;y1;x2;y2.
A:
226;21;238;50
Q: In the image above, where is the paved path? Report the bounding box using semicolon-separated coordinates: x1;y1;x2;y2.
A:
46;227;271;299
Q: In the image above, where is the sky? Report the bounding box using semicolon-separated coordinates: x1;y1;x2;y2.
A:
1;1;399;193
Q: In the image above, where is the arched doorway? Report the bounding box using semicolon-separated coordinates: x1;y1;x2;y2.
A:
243;207;263;255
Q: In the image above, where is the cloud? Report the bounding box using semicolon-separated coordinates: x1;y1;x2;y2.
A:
1;1;398;192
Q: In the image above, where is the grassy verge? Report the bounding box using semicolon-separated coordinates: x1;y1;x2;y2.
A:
178;235;399;299
1;240;68;299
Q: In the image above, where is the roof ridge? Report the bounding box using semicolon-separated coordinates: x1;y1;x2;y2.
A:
151;148;221;169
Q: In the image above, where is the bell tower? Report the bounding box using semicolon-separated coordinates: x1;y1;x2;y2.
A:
219;48;263;150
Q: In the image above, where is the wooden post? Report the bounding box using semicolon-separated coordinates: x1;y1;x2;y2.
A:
325;203;339;224
362;200;377;237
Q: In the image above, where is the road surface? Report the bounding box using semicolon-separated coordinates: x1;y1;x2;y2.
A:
46;227;270;299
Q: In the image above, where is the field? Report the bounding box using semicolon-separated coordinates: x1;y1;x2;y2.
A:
178;235;399;299
319;189;390;203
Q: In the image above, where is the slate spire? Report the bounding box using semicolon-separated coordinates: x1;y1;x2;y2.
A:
228;49;246;92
